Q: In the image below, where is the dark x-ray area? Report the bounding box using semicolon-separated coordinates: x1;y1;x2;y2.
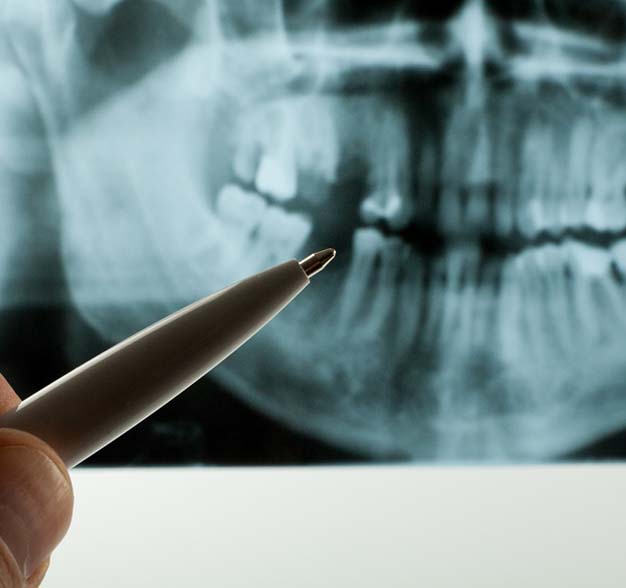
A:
1;0;626;464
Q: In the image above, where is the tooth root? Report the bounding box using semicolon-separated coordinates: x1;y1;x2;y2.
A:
395;249;423;356
422;257;446;344
452;245;480;352
530;246;570;357
517;253;546;371
336;228;384;335
439;245;467;345
497;255;523;364
363;237;404;336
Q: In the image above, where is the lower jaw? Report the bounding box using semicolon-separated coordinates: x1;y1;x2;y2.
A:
207;221;626;461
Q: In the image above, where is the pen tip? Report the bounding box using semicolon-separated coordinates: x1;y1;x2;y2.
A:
299;248;336;278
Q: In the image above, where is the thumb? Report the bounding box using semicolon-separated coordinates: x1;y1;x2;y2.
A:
0;428;73;586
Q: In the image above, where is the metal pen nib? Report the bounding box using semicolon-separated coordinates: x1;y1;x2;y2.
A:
299;248;336;278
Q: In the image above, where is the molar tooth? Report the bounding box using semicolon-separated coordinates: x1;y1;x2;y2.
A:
566;241;610;277
360;189;415;231
257;205;311;262
255;151;297;201
216;184;266;231
361;101;414;230
336;228;385;335
364;237;404;336
247;101;298;201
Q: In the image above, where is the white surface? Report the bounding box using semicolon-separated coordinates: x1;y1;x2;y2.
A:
45;465;626;588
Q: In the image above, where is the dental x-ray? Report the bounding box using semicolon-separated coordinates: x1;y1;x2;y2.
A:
1;0;626;463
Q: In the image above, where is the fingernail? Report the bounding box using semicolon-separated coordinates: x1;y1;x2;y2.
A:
0;445;73;577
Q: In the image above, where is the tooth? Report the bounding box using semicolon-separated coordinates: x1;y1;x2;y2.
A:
470;260;499;350
336;228;385;335
216;184;266;231
566;243;603;342
360;189;415;230
491;97;518;237
395;248;423;356
257;205;311;261
362;237;404;336
465;187;491;233
453;245;480;352
589;114;626;231
439;106;471;235
295;96;339;185
564;115;594;229
545;110;570;234
233;138;261;185
517;114;549;238
464;117;493;232
233;110;264;184
497;255;524;365
438;187;464;235
361;102;413;230
531;245;571;357
438;245;467;347
422;256;447;345
253;103;297;201
566;241;610;277
517;251;548;372
611;239;626;272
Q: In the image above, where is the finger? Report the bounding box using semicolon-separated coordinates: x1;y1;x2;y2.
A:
0;373;21;414
0;428;73;583
26;557;49;588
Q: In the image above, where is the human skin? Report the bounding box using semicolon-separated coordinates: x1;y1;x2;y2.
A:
0;375;73;588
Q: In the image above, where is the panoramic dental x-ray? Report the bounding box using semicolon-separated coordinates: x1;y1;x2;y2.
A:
1;0;625;463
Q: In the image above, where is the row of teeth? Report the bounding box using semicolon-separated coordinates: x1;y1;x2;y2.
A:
334;226;626;350
230;96;626;239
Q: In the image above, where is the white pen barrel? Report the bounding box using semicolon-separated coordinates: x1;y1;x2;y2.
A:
0;260;309;467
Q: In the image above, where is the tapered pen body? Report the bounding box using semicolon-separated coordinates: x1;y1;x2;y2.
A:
0;252;333;467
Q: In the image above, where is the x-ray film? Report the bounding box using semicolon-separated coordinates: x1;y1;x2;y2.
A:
1;0;626;463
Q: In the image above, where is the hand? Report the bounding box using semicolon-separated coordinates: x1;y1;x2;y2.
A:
0;375;73;587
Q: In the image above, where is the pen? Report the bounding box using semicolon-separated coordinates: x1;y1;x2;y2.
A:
0;248;336;467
